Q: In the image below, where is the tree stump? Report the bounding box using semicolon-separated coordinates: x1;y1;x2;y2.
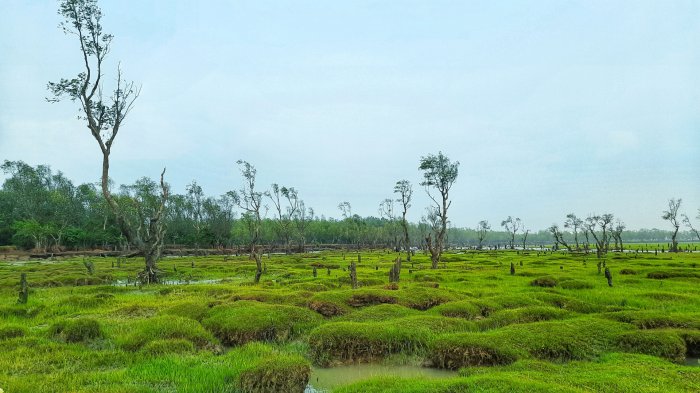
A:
389;262;400;283
349;262;358;289
604;267;613;287
510;262;515;275
18;273;28;304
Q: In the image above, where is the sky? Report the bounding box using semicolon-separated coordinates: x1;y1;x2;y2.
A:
0;0;698;231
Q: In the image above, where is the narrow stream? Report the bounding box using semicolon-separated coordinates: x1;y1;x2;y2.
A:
304;364;456;392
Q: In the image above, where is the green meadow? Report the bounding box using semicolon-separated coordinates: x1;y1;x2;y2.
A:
1;249;699;392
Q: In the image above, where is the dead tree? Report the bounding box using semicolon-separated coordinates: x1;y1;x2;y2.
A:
662;198;682;252
611;220;625;252
47;0;168;283
548;224;572;251
682;209;700;242
267;184;299;254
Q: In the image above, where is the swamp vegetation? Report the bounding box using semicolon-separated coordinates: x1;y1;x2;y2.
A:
0;248;699;392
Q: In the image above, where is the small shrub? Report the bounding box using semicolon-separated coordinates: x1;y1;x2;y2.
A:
619;269;637;275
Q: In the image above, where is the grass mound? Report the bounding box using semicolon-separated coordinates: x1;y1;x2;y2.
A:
238;354;310;393
602;311;700;330
337;304;420;322
119;315;216;351
308;315;476;366
530;276;558;287
431;300;482;319
163;301;210;321
141;338;196;356
477;306;572;330
560;280;594;290
0;324;28;340
429;317;630;369
616;330;686;362
49;318;103;343
203;301;321;345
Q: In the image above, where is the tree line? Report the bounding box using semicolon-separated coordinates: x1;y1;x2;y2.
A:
1;159;697;254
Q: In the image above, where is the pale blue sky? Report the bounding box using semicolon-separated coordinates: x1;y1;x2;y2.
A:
1;0;698;230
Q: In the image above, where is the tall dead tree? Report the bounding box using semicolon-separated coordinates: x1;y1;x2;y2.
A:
682;209;700;242
549;224;571;251
419;152;459;269
294;201;314;252
267;184;299;254
611;220;625;252
564;213;583;251
378;198;398;250
394;180;413;262
47;0;168;283
231;160;265;283
662;198;682;252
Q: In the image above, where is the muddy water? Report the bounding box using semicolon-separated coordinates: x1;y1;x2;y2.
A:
304;364;456;392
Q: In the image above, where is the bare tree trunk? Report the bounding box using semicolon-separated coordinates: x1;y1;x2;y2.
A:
426;233;440;269
254;249;263;283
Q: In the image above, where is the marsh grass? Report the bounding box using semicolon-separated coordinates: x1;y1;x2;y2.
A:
0;249;698;392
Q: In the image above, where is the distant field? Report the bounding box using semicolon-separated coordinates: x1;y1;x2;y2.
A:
0;250;699;392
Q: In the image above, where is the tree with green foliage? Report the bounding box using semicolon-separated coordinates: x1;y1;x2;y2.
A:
47;0;168;283
662;198;682;252
394;180;413;261
185;181;205;253
585;213;614;258
476;220;490;250
419;152;459;269
501;216;521;249
230;160;265;282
